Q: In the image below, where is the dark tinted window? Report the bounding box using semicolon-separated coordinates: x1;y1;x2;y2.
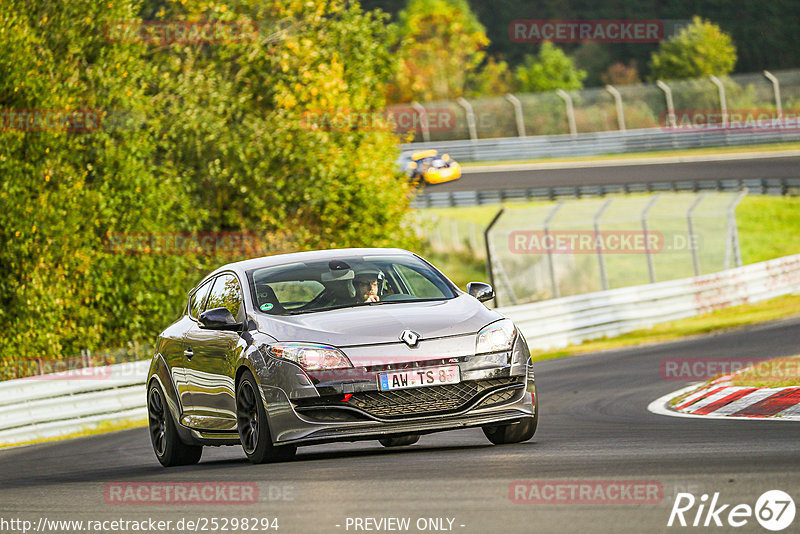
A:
206;274;243;319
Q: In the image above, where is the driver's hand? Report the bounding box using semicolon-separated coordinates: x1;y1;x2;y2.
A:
365;294;379;303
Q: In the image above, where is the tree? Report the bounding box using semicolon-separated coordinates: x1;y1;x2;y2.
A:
466;57;513;97
601;62;641;86
514;42;587;93
649;16;737;80
0;0;418;365
388;0;489;102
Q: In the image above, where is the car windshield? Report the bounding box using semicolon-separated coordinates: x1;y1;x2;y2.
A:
248;254;456;315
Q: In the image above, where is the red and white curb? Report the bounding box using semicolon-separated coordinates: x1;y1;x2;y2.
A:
648;375;800;421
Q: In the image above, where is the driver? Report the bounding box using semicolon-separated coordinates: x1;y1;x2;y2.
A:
353;266;383;303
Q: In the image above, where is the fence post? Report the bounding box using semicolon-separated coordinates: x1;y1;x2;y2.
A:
556;89;577;137
605;85;626;132
484;208;505;306
410;101;430;143
504;93;526;137
724;189;748;269
641;195;660;283
709;75;728;128
593;198;614;290
544;202;564;298
457;97;478;142
656;80;677;128
763;70;783;117
687;193;706;276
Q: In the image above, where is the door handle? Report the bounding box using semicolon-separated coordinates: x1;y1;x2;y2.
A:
183;348;194;359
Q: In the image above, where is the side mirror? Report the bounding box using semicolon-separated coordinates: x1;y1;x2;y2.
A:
198;307;242;330
466;282;494;303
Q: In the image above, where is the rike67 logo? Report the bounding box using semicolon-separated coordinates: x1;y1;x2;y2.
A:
668;490;795;531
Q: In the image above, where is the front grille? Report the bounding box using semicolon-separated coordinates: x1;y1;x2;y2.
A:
345;377;522;419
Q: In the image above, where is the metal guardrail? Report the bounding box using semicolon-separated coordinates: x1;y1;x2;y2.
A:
411;178;800;208
402;128;800;163
0;360;149;444
1;253;799;445
500;254;800;350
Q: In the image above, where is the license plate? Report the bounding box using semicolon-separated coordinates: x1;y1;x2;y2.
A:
378;365;460;391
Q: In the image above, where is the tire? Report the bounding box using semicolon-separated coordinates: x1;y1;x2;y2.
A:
147;382;203;467
379;434;420;447
236;372;297;464
482;393;538;445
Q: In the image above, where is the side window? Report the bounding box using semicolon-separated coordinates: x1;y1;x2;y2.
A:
206;274;243;319
189;280;213;318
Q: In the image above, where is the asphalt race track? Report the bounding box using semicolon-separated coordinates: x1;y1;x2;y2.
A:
436;154;800;192
2;317;799;533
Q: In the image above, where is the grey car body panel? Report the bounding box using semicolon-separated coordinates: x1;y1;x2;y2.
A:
255;294;500;348
147;248;536;449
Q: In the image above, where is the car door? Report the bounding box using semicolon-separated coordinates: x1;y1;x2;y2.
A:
182;272;246;431
170;279;214;414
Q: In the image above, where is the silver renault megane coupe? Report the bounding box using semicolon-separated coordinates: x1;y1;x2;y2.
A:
146;248;537;466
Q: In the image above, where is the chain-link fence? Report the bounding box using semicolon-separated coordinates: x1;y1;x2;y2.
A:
453;192;746;306
391;69;800;142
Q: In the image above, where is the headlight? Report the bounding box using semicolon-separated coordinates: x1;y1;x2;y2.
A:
268;343;353;371
475;319;516;354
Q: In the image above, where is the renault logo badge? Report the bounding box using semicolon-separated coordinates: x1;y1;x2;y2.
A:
400;330;421;347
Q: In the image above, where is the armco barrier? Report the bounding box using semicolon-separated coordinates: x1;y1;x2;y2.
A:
402;127;800;162
410;178;800;208
0;360;149;445
1;254;799;445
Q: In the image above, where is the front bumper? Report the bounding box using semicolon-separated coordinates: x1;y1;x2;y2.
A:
256;335;535;446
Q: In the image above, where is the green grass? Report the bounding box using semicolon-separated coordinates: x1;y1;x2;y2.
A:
461;142;800;168
730;355;800;388
422;195;800;289
737;196;800;264
529;294;800;362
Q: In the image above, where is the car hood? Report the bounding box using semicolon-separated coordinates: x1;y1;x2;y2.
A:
255;294;501;348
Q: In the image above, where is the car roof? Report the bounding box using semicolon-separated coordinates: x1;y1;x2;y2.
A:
411;149;438;160
207;247;417;280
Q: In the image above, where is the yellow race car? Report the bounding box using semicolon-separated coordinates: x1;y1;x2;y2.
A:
398;149;462;185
